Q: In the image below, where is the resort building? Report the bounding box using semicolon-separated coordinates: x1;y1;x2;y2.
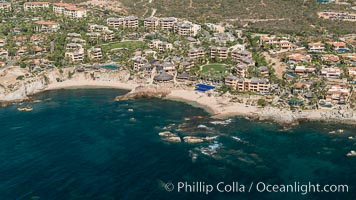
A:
232;50;252;61
188;48;205;60
144;17;159;31
236;65;248;78
107;16;139;29
205;23;225;33
132;56;148;71
159;17;177;31
154;71;174;82
70;38;86;44
65;48;84;62
340;53;356;65
88;24;110;32
210;46;229;59
236;78;271;93
320;67;342;78
87;47;102;60
66;43;83;51
101;30;115;41
258;66;269;77
225;75;239;87
174;21;201;37
149;40;173;52
53;3;74;15
33;21;60;32
0;2;11;12
24;2;49;11
308;42;325;52
64;7;87;19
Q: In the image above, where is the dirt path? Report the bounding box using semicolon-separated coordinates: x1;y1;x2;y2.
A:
189;0;193;8
260;0;266;7
151;8;157;17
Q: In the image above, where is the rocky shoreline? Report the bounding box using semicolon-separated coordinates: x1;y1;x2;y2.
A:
0;73;355;127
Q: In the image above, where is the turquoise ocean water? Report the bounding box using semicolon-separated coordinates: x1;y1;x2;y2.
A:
0;89;355;200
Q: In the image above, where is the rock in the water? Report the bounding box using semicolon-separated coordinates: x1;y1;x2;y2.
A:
183;136;204;143
115;86;171;101
159;131;176;137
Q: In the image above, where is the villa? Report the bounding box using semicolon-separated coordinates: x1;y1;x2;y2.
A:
278;40;295;50
321;54;340;63
33;21;60;33
64;7;87;19
308;42;325;52
259;36;277;45
326;85;351;105
288;54;312;64
320;67;342;78
24;2;49;11
328;41;348;52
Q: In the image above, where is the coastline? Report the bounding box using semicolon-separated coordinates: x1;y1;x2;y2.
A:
1;77;355;126
45;80;136;91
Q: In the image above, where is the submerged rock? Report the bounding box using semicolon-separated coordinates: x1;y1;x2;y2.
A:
159;131;181;142
183;136;204;143
162;136;181;143
159;131;176;137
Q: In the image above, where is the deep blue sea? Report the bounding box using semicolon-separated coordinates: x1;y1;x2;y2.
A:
0;89;355;200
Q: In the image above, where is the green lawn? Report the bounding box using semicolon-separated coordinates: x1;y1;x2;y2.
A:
200;63;228;77
102;41;146;50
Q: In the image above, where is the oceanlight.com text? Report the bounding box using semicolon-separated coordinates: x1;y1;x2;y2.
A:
164;181;349;195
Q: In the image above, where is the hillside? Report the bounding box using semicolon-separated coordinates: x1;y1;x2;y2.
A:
42;0;355;34
116;0;355;34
